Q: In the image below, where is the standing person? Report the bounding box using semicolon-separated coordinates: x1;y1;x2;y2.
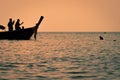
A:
15;19;24;30
8;18;15;31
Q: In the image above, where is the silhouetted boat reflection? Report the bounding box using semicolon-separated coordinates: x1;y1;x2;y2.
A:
0;16;44;40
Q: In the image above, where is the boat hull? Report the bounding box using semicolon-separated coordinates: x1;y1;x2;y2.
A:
0;27;34;40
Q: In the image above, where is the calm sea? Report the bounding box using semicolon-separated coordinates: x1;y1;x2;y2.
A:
0;32;120;80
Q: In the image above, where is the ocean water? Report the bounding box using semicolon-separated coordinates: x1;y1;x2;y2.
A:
0;32;120;80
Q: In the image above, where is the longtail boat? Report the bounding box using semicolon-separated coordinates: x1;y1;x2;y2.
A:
0;16;44;40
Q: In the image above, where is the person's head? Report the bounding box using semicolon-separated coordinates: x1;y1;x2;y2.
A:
9;18;12;21
17;19;20;22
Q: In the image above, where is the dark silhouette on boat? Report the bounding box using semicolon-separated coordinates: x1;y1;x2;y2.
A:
0;16;44;40
8;18;15;31
15;19;24;30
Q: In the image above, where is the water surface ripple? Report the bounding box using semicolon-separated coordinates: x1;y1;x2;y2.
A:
0;32;120;80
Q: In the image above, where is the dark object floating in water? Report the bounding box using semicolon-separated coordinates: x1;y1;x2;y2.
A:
99;36;104;40
113;40;116;41
0;16;44;40
0;25;5;30
104;32;107;34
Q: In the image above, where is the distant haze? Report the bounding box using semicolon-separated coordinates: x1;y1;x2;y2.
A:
0;0;120;32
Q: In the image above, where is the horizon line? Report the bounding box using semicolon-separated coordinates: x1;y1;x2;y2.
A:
37;31;120;32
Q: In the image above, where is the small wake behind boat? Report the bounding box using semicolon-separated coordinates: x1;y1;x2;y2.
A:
0;16;44;40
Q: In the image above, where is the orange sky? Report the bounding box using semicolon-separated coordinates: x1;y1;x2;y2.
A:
0;0;120;32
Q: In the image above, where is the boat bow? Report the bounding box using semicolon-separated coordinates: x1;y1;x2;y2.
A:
34;16;44;40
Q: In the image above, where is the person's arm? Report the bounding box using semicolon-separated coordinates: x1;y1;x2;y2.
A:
20;22;24;25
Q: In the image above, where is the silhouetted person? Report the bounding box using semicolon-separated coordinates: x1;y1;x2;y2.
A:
99;36;104;40
15;19;24;30
8;18;15;31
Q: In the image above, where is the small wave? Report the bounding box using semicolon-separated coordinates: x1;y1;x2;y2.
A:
70;75;96;79
35;76;48;80
65;71;88;74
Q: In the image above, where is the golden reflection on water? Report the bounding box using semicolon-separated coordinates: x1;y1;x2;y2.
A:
0;32;120;80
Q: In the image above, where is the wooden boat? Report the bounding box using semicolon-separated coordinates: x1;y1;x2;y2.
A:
0;16;44;40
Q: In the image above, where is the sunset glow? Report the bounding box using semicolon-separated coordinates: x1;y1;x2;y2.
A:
0;0;120;32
